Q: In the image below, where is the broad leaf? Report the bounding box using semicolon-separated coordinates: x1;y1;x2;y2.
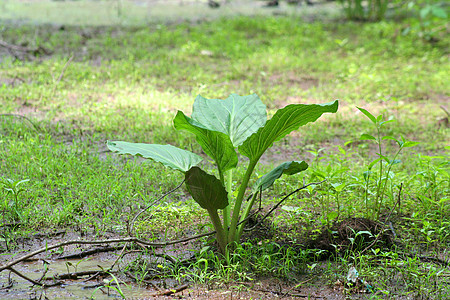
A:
185;167;229;210
239;100;338;162
360;134;376;141
390;159;401;166
382;136;398;141
252;161;308;192
191;94;267;147
107;141;202;172
368;158;382;170
402;141;420;148
431;6;447;19
376;153;390;164
420;6;431;18
356;107;376;124
327;211;339;221
379;119;395;126
174;111;238;174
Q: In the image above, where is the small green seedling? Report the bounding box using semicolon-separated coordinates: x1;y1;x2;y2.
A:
1;178;29;218
108;94;338;254
357;107;419;219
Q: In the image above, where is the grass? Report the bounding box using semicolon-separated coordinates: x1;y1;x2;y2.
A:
0;0;341;25
0;3;449;298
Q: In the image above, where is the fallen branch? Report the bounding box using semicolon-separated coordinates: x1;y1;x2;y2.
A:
7;267;62;287
128;179;185;236
440;105;449;117
32;230;66;239
51;55;74;96
0;272;13;290
0;39;52;59
0;40;35;53
248;286;324;299
36;261;50;283
57;245;130;260
107;242;129;273
244;180;326;232
45;270;111;280
152;283;189;296
0;233;216;273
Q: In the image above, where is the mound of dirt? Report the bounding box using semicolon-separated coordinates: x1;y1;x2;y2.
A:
243;215;394;259
306;217;394;255
241;213;277;242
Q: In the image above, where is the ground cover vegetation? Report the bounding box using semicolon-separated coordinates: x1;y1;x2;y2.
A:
0;1;449;298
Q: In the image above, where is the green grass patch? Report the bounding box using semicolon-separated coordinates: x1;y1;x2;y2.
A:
0;13;449;298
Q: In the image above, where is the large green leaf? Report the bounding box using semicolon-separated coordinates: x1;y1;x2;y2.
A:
107;141;202;172
173;111;238;174
185;167;229;210
191;94;267;147
239;101;339;162
252;161;308;193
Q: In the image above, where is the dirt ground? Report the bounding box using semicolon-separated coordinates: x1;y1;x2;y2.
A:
0;216;398;299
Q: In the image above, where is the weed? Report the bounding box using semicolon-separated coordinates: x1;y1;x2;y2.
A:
1;178;29;221
91;272;128;299
357;107;419;219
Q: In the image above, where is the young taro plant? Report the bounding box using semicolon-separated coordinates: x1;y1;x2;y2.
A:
108;94;338;254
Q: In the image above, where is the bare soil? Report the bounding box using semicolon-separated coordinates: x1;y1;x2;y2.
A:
0;215;396;299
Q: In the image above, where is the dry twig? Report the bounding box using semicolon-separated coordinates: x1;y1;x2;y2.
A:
244;180;326;231
0;234;217;273
57;245;129;260
0;39;52;60
7;267;62;287
51;55;74;96
128;179;185;236
152;283;189;296
45;270;111;280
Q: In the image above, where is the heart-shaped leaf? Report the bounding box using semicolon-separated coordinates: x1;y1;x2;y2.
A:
107;141;202;172
239;101;338;163
253;161;308;192
191;94;267;147
185;167;229;210
174;111;238;174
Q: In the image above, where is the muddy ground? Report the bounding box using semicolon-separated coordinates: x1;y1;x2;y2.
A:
0;216;403;299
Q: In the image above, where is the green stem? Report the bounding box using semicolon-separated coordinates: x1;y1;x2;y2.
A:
207;208;227;254
222;169;233;236
236;191;259;240
374;126;383;219
364;172;370;218
336;192;340;219
377;148;403;218
228;159;258;244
